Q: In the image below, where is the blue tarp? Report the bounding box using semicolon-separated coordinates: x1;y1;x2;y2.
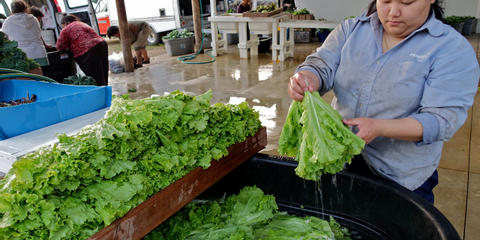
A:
0;80;112;140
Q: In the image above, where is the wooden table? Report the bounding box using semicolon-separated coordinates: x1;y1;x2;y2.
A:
275;20;340;61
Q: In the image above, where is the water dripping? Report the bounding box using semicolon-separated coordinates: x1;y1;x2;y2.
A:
331;174;337;188
314;178;325;220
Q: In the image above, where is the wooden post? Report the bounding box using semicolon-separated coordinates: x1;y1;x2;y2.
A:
192;0;202;52
115;0;134;72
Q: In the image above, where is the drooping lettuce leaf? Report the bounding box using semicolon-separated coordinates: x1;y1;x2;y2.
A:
278;91;365;181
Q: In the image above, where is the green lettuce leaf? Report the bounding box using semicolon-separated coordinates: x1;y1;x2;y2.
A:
278;91;365;181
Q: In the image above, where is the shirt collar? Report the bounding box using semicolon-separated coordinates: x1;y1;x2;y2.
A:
358;10;445;37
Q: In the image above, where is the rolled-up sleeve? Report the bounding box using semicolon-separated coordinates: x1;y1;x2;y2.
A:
412;37;479;145
296;20;353;94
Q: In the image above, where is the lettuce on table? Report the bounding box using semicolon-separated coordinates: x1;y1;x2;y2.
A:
278;91;365;181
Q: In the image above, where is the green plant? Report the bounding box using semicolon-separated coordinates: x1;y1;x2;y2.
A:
292;8;310;15
443;16;474;24
162;29;194;40
253;3;277;13
227;8;234;13
63;74;97;85
344;15;355;20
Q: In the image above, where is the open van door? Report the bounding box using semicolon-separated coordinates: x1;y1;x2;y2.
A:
0;0;10;28
60;0;100;34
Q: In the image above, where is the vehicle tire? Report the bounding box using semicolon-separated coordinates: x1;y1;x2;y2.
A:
147;26;160;45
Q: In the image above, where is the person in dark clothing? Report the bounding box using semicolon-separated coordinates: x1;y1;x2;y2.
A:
237;0;251;13
107;22;151;67
283;0;295;10
56;15;109;86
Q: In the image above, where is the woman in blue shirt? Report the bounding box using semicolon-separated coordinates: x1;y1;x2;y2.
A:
288;0;479;203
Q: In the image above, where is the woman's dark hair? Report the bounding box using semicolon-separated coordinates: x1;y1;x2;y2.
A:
11;0;28;14
106;26;120;38
367;0;444;21
60;14;80;25
29;6;44;18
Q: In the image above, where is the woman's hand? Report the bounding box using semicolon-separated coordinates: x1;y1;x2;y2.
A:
343;118;383;144
343;117;423;144
288;70;320;101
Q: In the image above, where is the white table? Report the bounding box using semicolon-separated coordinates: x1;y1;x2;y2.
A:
208;14;245;56
275;20;340;61
209;13;289;59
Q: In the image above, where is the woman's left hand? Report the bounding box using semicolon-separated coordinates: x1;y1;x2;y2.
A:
343;118;383;144
343;117;423;144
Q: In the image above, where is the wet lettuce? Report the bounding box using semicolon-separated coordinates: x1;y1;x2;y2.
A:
0;90;262;239
278;91;364;181
146;186;350;240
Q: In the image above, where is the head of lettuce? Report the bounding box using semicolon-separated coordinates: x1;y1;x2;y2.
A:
278;91;365;181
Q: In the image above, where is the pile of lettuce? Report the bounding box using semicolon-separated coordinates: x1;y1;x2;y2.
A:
278;91;364;181
145;186;351;240
0;90;262;239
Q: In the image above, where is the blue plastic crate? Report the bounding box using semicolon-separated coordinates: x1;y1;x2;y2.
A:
0;80;112;140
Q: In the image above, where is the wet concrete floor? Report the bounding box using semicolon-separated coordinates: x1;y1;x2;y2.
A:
109;43;326;155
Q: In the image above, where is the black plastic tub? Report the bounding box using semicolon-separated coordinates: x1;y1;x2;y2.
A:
42;50;76;83
200;154;460;240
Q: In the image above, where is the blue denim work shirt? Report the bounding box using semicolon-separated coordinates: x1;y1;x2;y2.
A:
298;12;480;190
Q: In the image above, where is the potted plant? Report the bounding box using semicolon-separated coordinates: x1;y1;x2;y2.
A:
162;29;195;56
292;8;314;20
316;28;332;42
461;16;476;35
444;16;465;33
243;3;282;17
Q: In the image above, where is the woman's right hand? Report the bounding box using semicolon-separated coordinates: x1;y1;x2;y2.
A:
288;70;320;101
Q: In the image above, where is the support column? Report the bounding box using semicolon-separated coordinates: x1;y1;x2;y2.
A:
192;0;202;52
238;22;248;58
115;0;133;72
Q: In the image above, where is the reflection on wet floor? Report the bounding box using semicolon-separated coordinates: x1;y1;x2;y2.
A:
109;42;321;155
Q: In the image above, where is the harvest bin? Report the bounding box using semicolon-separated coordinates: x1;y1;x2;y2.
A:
41;50;76;83
200;154;460;240
163;36;195;56
0;80;112;140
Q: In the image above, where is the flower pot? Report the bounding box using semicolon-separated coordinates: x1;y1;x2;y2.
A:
471;18;478;34
317;29;331;42
462;18;475;35
163;36;195;56
450;21;465;34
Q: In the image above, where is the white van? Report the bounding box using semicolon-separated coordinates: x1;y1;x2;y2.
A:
96;0;229;45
